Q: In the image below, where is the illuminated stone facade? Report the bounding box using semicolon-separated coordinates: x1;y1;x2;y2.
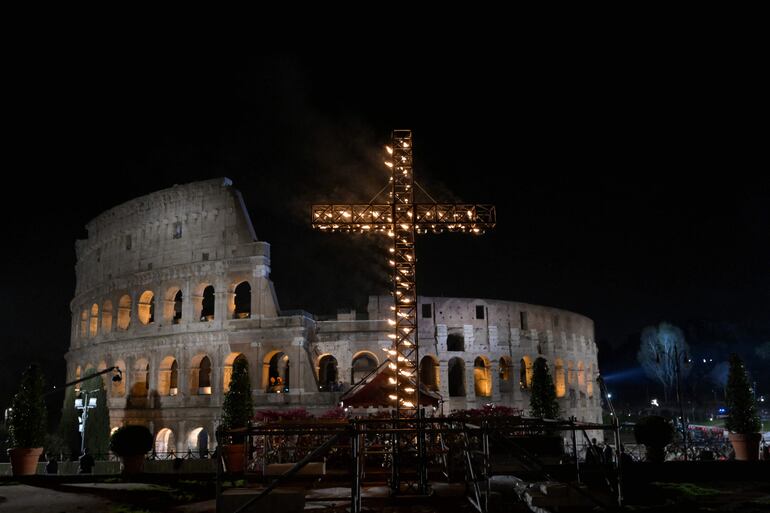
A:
66;178;601;455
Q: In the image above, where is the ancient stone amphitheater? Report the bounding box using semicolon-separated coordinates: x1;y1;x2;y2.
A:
66;178;601;455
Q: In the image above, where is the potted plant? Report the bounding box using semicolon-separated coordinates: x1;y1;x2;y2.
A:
633;415;674;463
220;357;253;473
7;364;47;476
725;353;762;460
109;425;153;474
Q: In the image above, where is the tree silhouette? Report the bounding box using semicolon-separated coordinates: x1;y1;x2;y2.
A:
529;357;560;419
637;322;690;403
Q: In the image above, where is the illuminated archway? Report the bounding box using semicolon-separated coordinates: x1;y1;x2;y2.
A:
474;356;491;397
155;428;176;455
555;359;566;398
138;290;155;325
117;294;131;330
101;300;113;334
499;356;513;393
351;352;377;385
234;281;251;319
223;353;247;392
89;304;99;337
420;355;439;391
318;355;338;391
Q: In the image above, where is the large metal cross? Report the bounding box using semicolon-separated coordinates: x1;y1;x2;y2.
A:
312;129;496;418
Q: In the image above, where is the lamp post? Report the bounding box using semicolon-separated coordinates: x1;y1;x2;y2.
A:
75;389;98;455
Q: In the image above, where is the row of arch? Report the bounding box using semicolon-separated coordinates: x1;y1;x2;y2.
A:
316;353;594;400
77;281;253;339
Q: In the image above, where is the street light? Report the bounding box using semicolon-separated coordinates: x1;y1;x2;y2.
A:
75;389;99;455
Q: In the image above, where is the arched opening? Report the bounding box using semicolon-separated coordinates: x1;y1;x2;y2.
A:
577;361;585;390
117;294;132;330
158;356;178;396
155;428;176;456
198;356;212;394
223;353;247;392
267;352;290;393
101;300;113;334
89;304;99;338
173;290;183;323
420;355;439;391
201;285;215;321
520;356;533;390
112;359;126;397
187;427;209;458
131;359;149;397
555;359;566;398
448;357;465;397
587;363;594;397
447;333;464;351
80;310;88;338
318;355;338;391
138;291;155;325
234;281;251;319
499;356;513;393
474;356;491;397
351;352;377;385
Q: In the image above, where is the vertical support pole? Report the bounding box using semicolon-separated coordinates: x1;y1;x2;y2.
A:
351;422;361;513
613;417;624;507
570;416;581;484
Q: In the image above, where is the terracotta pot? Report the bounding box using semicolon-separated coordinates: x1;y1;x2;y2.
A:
728;432;762;461
120;454;146;475
223;444;245;473
8;447;43;476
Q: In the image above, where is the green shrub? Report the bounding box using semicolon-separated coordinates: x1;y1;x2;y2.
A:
725;353;761;434
8;364;47;448
109;425;153;457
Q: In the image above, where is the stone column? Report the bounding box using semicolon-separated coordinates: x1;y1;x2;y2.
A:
225;291;236;320
191;294;204;323
290;337;305;394
438;360;450;398
465;359;477;405
177;420;187;454
490;359;501;402
250;342;264;398
181;281;194;325
214;280;228;321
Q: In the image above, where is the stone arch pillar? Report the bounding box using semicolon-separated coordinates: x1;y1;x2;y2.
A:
464;359;477;404
438;360;450;398
490;359;501;401
213;291;227;322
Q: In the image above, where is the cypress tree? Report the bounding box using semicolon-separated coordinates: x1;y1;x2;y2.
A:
529;357;560;419
725;353;760;433
221;358;253;435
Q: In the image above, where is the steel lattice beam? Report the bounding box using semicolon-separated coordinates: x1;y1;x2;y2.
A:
311;129;495;493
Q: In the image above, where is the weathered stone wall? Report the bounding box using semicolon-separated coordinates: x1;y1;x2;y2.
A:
66;178;602;456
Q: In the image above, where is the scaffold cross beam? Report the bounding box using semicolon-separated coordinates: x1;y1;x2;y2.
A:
311;129;495;419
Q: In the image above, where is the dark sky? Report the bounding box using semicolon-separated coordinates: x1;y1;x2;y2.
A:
3;47;768;409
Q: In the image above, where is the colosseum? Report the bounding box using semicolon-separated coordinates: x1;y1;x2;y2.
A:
66;178;601;455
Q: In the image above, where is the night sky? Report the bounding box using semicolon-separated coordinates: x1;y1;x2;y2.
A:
3;48;768;413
